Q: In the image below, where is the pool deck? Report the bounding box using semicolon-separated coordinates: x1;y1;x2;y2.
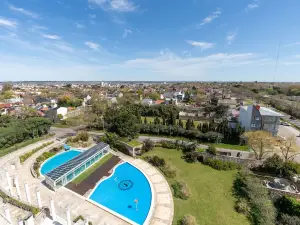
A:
0;142;174;225
66;155;122;196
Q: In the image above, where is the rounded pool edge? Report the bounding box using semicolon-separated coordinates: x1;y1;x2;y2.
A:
39;149;82;178
86;160;155;225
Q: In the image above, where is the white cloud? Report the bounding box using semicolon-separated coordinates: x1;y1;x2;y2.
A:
9;5;39;19
226;31;237;44
122;29;132;38
75;22;85;28
112;16;125;24
32;25;48;30
186;40;214;50
284;42;300;47
199;8;221;26
89;14;96;19
117;51;270;76
42;34;61;40
52;43;74;52
0;17;17;29
88;0;137;12
85;41;100;51
247;3;259;10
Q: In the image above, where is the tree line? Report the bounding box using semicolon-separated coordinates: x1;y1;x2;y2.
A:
0;116;52;150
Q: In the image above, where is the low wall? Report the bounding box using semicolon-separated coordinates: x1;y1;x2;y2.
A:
119;142;142;157
199;152;263;168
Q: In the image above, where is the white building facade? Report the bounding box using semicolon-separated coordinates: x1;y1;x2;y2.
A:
239;105;283;136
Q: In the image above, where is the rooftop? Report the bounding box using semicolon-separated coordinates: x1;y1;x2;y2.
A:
45;142;108;182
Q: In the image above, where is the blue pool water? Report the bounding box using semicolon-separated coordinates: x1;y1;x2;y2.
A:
40;150;81;175
89;162;152;225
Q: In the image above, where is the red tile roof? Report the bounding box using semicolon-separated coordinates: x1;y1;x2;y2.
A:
155;100;165;105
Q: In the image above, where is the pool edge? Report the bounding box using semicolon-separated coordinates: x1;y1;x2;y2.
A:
86;160;155;225
39;149;82;178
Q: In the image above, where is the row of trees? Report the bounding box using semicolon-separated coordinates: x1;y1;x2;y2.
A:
0;116;52;150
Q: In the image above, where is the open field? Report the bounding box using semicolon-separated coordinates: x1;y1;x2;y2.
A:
142;147;249;225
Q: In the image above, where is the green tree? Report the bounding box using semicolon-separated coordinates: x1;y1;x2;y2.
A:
144;117;148;124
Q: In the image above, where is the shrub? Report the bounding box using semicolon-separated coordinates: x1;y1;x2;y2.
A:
254;154;300;178
73;215;84;223
160;165;176;179
114;142;130;155
19;141;54;163
142;139;154;152
206;145;217;155
179;214;197;225
34;146;62;177
0;189;40;215
277;214;300;225
235;198;251;215
234;169;276;225
184;152;200;163
172;181;190;200
203;158;239;171
145;155;166;167
275;196;300;217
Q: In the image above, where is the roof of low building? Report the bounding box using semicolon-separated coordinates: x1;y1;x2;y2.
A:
45;142;109;182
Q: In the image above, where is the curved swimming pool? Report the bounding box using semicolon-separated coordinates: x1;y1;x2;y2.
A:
89;162;152;225
40;150;81;175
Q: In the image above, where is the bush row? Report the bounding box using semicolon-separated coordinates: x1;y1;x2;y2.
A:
0;189;40;215
140;124;224;143
203;158;240;171
253;154;300;178
33;146;62;177
19;141;54;163
234;169;276;225
144;155;176;179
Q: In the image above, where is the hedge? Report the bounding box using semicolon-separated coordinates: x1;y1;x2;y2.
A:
19;141;54;163
203;158;240;171
0;189;40;215
33;146;62;177
233;169;276;225
144;155;177;179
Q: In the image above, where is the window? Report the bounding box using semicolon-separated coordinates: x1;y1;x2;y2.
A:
251;124;256;128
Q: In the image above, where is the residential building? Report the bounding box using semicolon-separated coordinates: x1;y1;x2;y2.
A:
239;105;283;136
218;98;238;109
141;98;154;105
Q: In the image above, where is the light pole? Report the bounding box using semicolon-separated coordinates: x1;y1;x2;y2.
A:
134;199;139;211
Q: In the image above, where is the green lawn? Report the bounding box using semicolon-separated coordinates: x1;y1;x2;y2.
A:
213;143;249;151
143;147;249;225
126;140;142;147
71;153;113;185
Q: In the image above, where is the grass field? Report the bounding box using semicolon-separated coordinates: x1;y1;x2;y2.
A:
126;140;143;147
213;143;249;151
71;153;113;185
143;147;249;225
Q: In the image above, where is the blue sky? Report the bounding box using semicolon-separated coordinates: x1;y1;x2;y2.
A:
0;0;300;81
